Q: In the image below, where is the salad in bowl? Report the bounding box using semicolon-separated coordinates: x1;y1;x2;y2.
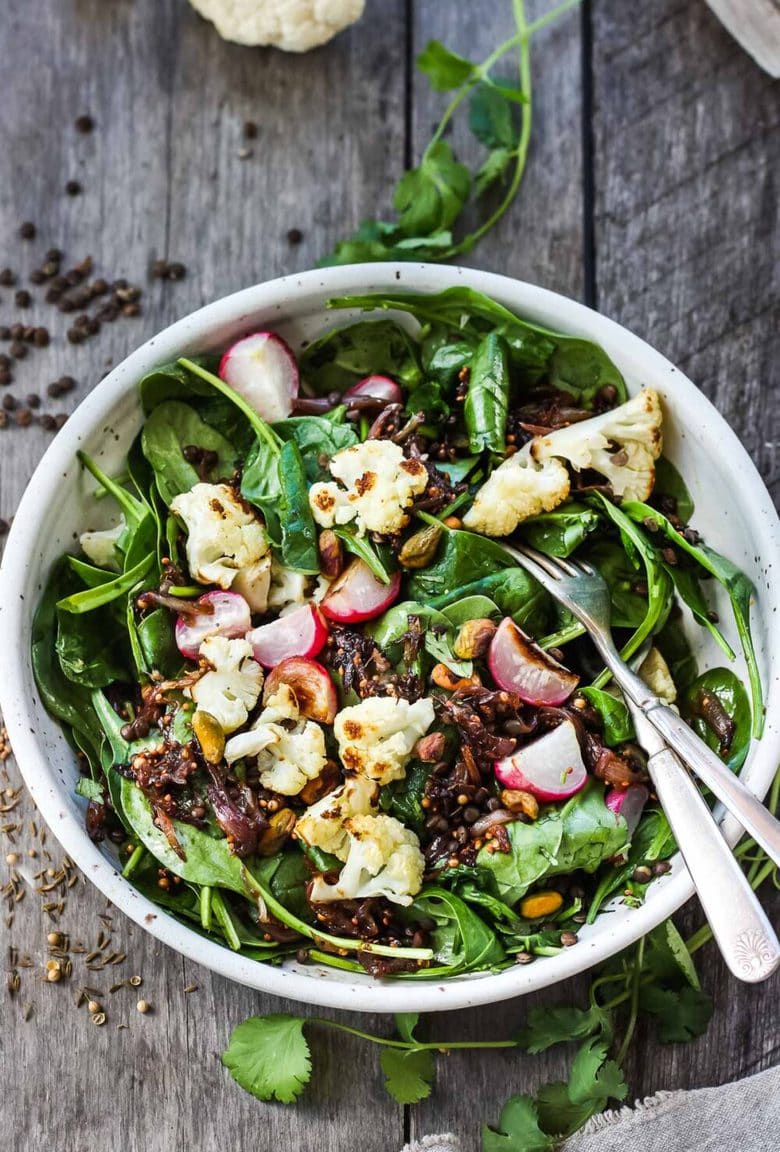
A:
32;284;762;981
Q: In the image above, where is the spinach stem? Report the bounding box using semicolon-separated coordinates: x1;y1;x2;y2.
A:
179;358;283;454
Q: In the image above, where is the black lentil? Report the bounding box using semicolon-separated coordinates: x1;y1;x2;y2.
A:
0;268;16;286
287;228;303;245
65;179;82;196
9;341;27;360
19;222;36;240
14;290;32;308
75;114;94;133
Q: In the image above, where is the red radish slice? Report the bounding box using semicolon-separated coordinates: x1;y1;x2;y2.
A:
489;618;579;705
320;559;401;624
264;657;337;724
605;784;649;838
344;375;403;405
219;332;299;423
495;720;588;801
247;604;327;669
175;591;251;661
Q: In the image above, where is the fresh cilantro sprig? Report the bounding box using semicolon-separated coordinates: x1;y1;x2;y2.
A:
222;770;779;1152
320;0;582;267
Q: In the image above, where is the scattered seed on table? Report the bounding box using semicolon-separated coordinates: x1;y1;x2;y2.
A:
87;999;101;1014
287;228;303;245
9;342;26;359
129;975;142;987
91;1012;106;1026
183;984;198;994
0;371;11;387
136;999;151;1014
75;114;94;133
33;327;49;346
65;180;82;196
14;409;32;427
19;222;36;240
38;414;56;431
3;395;17;411
0;268;16;286
166;262;186;281
5;852;18;865
237;146;253;160
243;120;258;139
14;290;32;308
29;269;46;285
46;247;63;262
0;413;8;429
55;413;68;429
46;931;61;946
0;326;10;340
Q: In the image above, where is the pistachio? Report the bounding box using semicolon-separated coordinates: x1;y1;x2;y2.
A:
452;618;497;659
258;809;297;856
192;710;226;765
414;731;447;763
299;761;342;806
500;788;539;820
318;529;344;579
398;523;443;569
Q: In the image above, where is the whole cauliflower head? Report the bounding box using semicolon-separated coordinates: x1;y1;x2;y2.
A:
188;0;365;52
190;635;263;733
309;813;425;906
309;441;428;537
223;684;328;795
464;388;663;538
170;482;269;589
79;516;126;571
334;695;436;784
295;775;379;859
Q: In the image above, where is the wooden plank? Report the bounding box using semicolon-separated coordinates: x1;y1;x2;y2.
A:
0;2;406;1151
408;1;588;1145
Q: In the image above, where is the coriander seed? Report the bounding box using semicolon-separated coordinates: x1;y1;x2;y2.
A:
136;999;151;1014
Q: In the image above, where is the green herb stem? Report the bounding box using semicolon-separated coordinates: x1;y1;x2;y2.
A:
121;844;145;879
309;1018;517;1052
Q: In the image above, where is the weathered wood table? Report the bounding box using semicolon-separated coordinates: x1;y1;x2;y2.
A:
1;3;777;1149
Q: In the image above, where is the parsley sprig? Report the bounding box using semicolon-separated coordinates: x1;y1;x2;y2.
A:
320;0;582;267
221;770;779;1150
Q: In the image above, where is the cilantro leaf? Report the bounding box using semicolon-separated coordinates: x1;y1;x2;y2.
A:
469;83;517;149
535;1082;599;1137
639;984;714;1043
568;1037;627;1106
393;142;471;237
644;920;701;989
417;40;476;91
475;148;512;197
482;1095;554;1152
516;1003;610;1054
394;1012;420;1044
380;1046;435;1104
222;1015;311;1104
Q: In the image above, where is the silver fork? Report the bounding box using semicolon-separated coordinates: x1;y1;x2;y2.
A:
501;542;780;981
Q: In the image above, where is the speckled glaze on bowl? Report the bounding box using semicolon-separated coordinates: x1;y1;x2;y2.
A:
1;264;778;1013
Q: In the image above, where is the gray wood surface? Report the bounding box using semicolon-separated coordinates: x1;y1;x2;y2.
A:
0;2;777;1151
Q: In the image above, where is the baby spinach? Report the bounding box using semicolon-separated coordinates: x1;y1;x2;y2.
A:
406;887;505;976
329;288;626;404
464;332;510;455
137;608;183;679
621;500;763;738
299;319;422;394
332;526;394;584
682;668;752;772
56;553;155;614
141;400;238;505
138;355;221;413
587;809;675;923
273;415;358;482
579;688;634;747
55;600;130;689
275;441;320;574
521;504;600;559
440;594;500;626
382;760;433;836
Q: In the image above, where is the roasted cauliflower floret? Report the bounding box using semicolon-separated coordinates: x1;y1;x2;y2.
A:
334;696;436;784
309;440;428;536
639;646;677;705
294;775;379;859
308;813;425;906
189;635;263;734
223;684;327;795
170;482;269;589
464;388;663;537
188;0;365;52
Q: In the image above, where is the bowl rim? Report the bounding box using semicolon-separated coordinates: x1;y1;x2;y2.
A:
1;261;779;1013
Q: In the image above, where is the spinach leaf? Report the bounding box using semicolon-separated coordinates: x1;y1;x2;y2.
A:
252;851;313;924
586;540;648;629
329;289;626;404
240;436;282;516
665;564;735;660
479;782;628;904
653;457;694;522
621;500;763;737
56;553;155;615
55;601;130;688
300;319;422;395
422;336;473;387
138;355;221;413
273;415;358;482
333;526;394;584
521;504;601;559
137;608;183;679
141;400;238;505
682;668;752;772
67;556;117;586
275;440;320;574
31;563;104;762
579;688;634;747
406;887;505;975
440;595;500;626
464;332;510;455
586;808;675;923
382;760;432;835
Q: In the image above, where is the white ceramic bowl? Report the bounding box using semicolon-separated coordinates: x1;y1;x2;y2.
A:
1;264;778;1013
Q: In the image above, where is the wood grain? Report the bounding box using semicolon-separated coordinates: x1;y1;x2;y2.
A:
0;1;778;1150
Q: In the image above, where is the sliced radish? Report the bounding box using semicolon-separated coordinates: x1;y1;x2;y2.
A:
219;332;299;423
320;559;401;624
264;657;337;724
247;604;327;669
605;784;649;839
489;618;579;705
495;720;588;801
175;591;251;661
344;375;403;405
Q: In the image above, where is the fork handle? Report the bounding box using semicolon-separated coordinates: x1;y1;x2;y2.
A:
647;745;780;982
645;702;780;867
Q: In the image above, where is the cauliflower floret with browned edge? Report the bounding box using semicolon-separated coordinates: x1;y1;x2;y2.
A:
464;389;663;537
170;482;269;589
639;646;677;705
334;696;436;785
308;813;425;906
294;775;379;859
189;635;263;734
223;684;328;796
188;0;364;52
309;440;428;537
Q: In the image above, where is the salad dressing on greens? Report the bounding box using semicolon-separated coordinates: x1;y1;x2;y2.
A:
33;287;759;979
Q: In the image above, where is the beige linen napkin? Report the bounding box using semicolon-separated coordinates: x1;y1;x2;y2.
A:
400;1064;779;1152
